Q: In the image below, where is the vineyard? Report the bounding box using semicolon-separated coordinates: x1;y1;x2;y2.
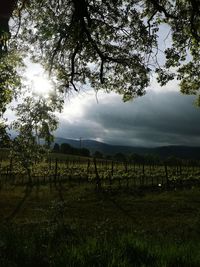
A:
1;152;200;266
1;153;200;191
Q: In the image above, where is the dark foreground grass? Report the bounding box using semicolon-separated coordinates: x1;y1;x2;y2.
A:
0;222;200;267
1;184;200;266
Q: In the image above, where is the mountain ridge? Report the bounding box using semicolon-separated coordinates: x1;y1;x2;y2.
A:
54;137;200;159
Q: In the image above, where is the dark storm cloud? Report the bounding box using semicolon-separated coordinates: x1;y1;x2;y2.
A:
56;90;200;147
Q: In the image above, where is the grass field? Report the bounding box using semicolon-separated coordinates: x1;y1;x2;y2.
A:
1;181;200;266
1;149;200;266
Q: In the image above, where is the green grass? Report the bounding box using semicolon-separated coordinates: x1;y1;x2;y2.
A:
1;221;200;267
1;184;200;266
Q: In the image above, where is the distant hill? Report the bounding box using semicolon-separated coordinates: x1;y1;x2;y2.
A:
54;137;200;160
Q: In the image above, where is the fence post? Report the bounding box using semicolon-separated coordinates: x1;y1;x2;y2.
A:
124;161;128;173
49;158;52;170
94;157;101;191
93;157;101;191
9;157;13;173
151;174;154;186
87;159;90;178
54;158;58;184
179;164;182;176
142;163;145;185
111;161;114;177
165;164;169;188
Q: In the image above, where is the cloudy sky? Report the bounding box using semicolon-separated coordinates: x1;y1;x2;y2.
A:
5;43;200;149
53;25;199;148
5;59;200;148
4;14;199;148
54;78;200;147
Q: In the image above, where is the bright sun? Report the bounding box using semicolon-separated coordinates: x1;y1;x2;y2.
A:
31;75;53;97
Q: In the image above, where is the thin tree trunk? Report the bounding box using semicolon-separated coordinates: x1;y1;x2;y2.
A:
0;0;18;51
0;0;17;30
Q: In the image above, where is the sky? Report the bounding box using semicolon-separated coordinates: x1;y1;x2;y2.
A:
23;24;200;148
5;60;200;148
5;24;200;148
54;24;200;148
54;79;200;147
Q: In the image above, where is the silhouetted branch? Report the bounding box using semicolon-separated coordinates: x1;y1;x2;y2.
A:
148;0;177;19
190;0;200;42
14;0;28;38
49;35;64;74
82;19;131;65
100;59;104;84
69;43;80;91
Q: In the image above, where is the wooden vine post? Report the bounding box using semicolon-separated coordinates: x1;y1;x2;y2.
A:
111;161;114;177
54;158;58;184
165;164;169;189
93;157;101;191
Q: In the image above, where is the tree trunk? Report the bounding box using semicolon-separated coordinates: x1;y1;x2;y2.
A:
0;1;17;23
0;0;17;49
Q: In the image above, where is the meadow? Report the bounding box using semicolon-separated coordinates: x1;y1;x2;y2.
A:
1;151;200;266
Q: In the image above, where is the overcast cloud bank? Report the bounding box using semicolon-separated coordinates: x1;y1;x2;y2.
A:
56;88;200;147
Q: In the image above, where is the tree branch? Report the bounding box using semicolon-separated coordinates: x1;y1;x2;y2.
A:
0;0;18;52
49;34;64;74
14;0;28;38
72;0;91;27
100;59;104;84
148;0;177;19
190;0;200;42
82;19;131;66
70;42;80;91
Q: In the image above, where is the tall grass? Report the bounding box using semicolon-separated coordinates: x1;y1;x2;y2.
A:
0;221;200;267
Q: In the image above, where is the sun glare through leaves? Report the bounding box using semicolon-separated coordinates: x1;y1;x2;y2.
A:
31;75;53;98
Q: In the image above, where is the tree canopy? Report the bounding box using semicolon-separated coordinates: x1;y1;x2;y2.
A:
0;0;200;143
19;0;200;99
